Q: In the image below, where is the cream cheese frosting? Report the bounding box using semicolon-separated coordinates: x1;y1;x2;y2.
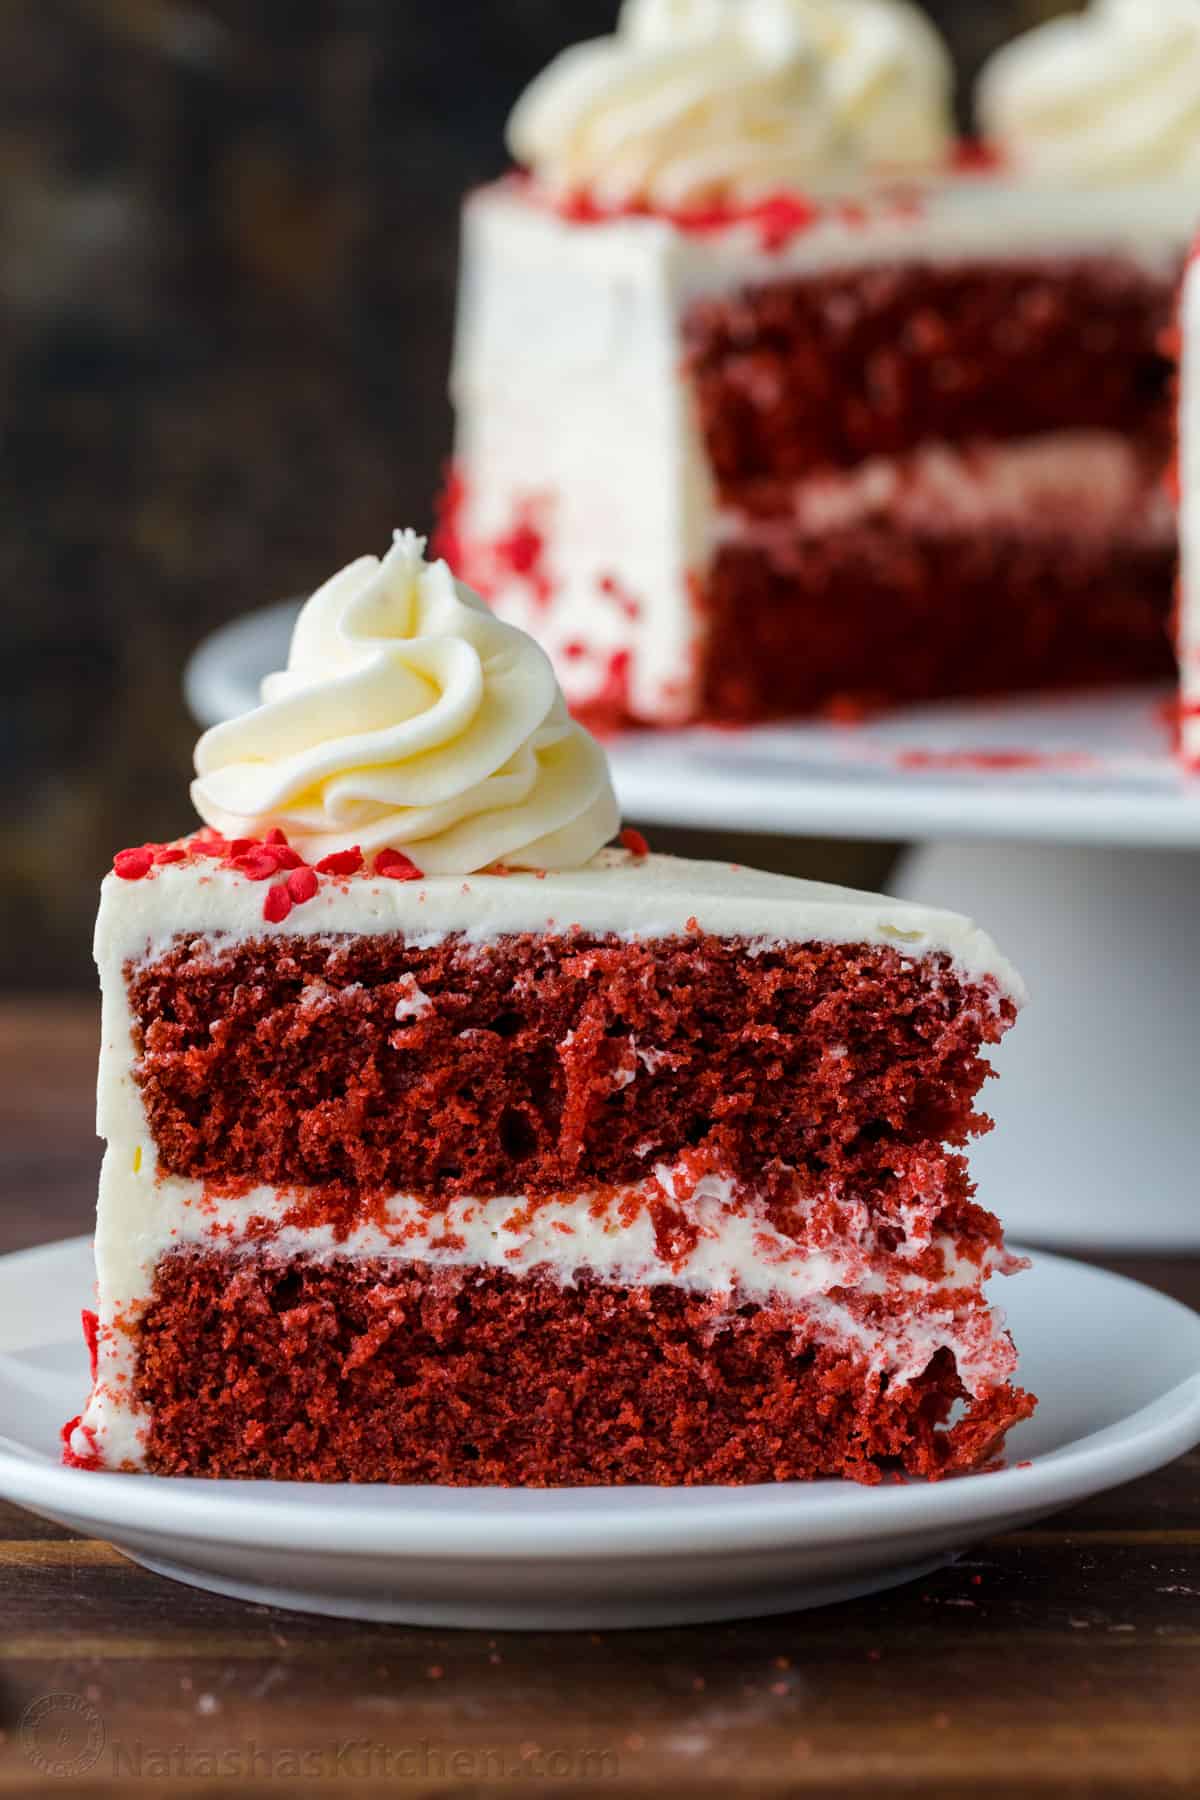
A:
506;0;953;210
775;0;954;173
94;850;1027;1002
191;530;619;873
978;0;1200;184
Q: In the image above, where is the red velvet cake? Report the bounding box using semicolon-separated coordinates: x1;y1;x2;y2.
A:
443;0;1196;726
69;532;1035;1484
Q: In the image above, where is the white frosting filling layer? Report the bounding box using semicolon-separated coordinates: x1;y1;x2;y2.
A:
95;1168;997;1316
717;431;1174;547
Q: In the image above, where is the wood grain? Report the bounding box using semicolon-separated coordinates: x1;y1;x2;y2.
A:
0;998;1196;1798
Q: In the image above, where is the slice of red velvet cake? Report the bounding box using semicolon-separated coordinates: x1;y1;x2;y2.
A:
68;531;1035;1485
444;0;1195;726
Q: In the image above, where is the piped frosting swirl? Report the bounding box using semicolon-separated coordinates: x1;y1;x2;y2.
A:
507;0;953;212
191;532;620;874
978;0;1200;185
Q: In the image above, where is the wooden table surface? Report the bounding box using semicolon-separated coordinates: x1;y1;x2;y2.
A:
0;997;1197;1798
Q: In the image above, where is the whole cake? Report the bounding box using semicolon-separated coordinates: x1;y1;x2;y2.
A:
67;532;1034;1484
442;0;1197;726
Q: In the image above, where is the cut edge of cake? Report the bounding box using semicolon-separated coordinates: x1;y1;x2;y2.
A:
446;173;1189;730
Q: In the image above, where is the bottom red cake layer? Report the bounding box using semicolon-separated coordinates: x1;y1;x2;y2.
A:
133;1251;1035;1486
702;526;1175;722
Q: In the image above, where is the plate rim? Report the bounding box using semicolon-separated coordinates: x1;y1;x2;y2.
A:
1;1236;1198;1563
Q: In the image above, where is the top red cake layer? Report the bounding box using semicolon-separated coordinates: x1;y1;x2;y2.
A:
685;256;1175;485
126;929;1014;1218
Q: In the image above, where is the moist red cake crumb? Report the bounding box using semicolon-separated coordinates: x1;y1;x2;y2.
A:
125;932;1012;1209
685;257;1174;484
676;255;1177;720
701;526;1175;721
135;1252;1035;1486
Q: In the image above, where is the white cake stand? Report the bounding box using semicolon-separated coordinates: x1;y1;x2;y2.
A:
186;607;1200;1252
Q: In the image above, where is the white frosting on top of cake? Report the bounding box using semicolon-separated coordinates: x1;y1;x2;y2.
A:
506;0;953;209
978;0;1200;185
775;0;954;173
94;848;1026;1007
191;530;618;873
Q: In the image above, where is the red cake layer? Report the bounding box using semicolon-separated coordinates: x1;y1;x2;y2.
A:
135;1251;1035;1485
702;526;1176;721
685;257;1175;485
127;933;1013;1208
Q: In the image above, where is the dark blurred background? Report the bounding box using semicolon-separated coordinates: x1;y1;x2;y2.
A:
2;0;1069;988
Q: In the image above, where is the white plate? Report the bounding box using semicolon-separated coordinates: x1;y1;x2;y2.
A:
183;601;1200;850
1;1237;1197;1629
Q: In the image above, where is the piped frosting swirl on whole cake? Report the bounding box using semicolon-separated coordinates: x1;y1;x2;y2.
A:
978;0;1200;185
191;531;619;873
506;0;954;212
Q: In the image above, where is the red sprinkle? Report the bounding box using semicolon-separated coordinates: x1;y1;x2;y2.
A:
265;827;290;846
233;848;282;881
494;520;543;578
82;1309;100;1383
620;827;650;859
953;138;1005;175
895;748;1096;774
263;883;293;923
270;846;305;870
315;848;363;877
153;846;187;865
375;849;423;882
287;865;319;904
113;847;154;880
189;837;229;858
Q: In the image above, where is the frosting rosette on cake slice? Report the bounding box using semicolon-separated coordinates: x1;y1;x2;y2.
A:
191;530;619;873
